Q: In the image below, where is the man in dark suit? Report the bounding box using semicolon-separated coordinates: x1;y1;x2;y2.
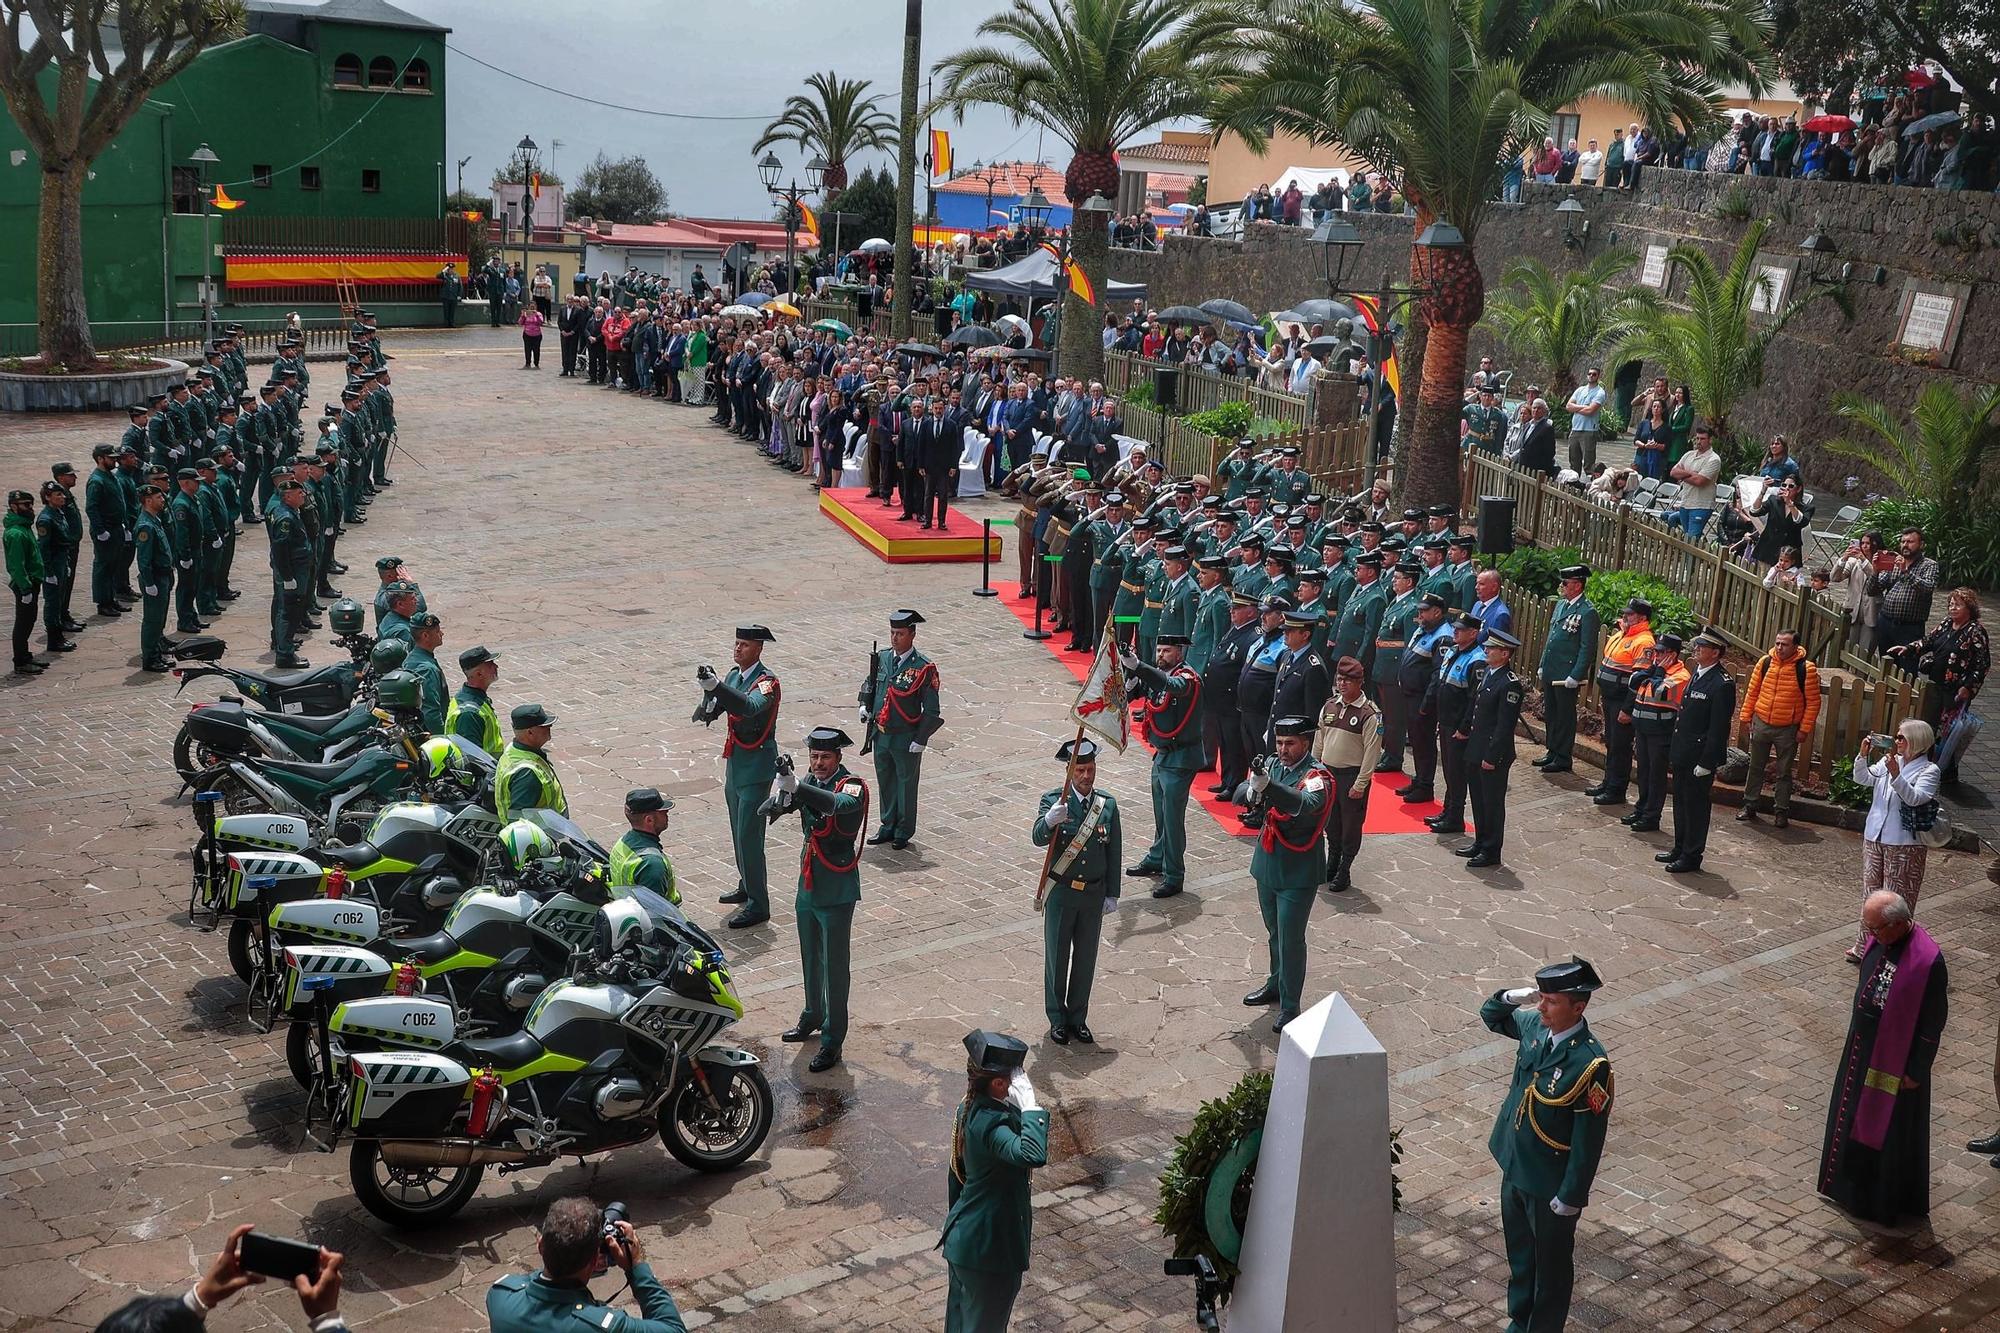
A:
556;297;587;377
1458;630;1525;868
1204;591;1262;797
899;398;932;523
1517;399;1559;477
1001;383;1038;488
920;396;963;530
1662;628;1737;873
868;388;905;504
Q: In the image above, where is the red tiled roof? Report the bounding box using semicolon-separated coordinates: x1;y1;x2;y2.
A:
936;161;1066;196
561;216;793;249
1120;139;1211;165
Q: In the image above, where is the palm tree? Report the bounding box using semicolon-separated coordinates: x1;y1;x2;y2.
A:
1207;0;1771;508
931;0;1241;380
1479;250;1658;405
755;71;899;192
1823;382;2000;523
1614;219;1851;465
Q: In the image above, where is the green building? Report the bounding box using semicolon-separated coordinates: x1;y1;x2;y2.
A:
1;0;460;343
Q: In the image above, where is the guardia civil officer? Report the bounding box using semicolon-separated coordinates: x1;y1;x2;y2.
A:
494;703;568;824
1534;565;1598;774
1121;631;1203;897
1238;715;1333;1031
780;726;869;1072
696;625;779;928
859;609;942;849
1481;959;1613;1333
609;788;679;903
487;1196;688;1333
1457;629;1524;869
1203;590;1262;798
1034;739;1122;1044
941;1030;1048;1333
132;483;176;672
1662;628;1736;873
447;645;503;757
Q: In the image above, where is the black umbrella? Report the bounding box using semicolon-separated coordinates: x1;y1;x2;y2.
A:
943;325;1002;348
894;342;944;358
1007;347;1054;362
1277;298;1358;326
1305;334;1345;352
1155;304;1213;324
1200;298;1258;325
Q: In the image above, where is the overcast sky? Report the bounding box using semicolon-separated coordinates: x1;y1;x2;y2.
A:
397;0;1060;218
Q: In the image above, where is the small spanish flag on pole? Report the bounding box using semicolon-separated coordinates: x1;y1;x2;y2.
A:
531;172;542;199
930;128;953;178
212;183;245;211
1038;241;1097;306
1349;293;1400;400
797;200;820;244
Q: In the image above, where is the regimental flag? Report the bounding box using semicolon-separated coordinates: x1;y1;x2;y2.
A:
930;128;953;178
1038;241;1098;306
212;184;245;211
1069;637;1130;753
1349;292;1400;400
531;172;542;199
797;200;820;244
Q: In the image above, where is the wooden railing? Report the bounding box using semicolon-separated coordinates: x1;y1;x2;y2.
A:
1104;349;1312;429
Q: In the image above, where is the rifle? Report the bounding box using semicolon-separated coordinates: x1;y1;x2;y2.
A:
858;639;880;755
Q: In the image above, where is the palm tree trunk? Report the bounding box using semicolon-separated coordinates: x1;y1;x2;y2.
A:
36;158;96;366
889;0;922;342
1406;243;1484;511
1060;207;1108;384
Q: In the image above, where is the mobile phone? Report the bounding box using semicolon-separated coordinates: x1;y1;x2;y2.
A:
237;1232;323;1282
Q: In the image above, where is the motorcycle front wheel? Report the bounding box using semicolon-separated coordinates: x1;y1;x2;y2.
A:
284;1021;314;1088
348;1141;485;1227
661;1061;772;1172
227;919;254;983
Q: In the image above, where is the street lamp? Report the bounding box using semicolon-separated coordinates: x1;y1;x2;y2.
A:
757;152;826;300
1556;194;1590;251
1799;228;1839;284
190;143;220;345
515;135;539;313
1017;185;1054;232
967;159;1006;234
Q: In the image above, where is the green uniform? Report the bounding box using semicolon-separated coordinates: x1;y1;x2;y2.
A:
133;509;174;666
1250;754;1332;1021
195;479;229;609
609;828;679;904
1330;577;1387;671
264;495;313;654
860;647;941;844
1418;559;1457;607
1449;561;1479;619
712;661;779;915
377;608;414;642
1110;539;1152;650
1537;593;1600;770
1267;464;1312;507
1157;571;1198;643
404;643;448;735
446;683;502;757
1189;582;1231;673
942;1092;1049;1333
1481;991;1613;1333
792;764;868;1054
1231;560;1269;600
1129;660;1204;891
485;1265;687;1333
494;741;567;824
1088;518;1128;635
168;491;204;631
1293;598;1330;658
1215;450;1261;501
1463;402;1508;453
1032;785;1121;1030
84;466;128;611
1137;551;1168;662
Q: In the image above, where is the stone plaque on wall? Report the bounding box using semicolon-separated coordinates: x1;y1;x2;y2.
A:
1893;278;1971;365
1747;255;1798;315
1638;243;1670;289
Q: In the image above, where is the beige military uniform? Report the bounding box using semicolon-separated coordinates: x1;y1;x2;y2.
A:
1315;693;1383;774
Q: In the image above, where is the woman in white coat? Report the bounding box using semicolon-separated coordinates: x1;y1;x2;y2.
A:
1848;717;1941;961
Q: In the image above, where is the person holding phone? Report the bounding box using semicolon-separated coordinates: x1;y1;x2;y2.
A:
488;1197;686;1333
93;1223;345;1332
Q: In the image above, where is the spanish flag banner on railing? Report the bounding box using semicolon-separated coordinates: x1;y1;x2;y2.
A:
224;252;468;288
929;129;953;178
1349;292;1400;400
1038;242;1097;306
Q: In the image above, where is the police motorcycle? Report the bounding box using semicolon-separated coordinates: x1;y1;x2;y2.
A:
173;635;407;785
168;596;378;718
312;897;771;1227
267;818;615;1083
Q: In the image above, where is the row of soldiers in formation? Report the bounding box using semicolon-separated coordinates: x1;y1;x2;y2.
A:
58;319;401;672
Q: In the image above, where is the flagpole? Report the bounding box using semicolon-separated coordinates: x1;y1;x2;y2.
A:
1035;598;1122;910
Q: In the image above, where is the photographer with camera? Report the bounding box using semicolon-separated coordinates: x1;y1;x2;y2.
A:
95;1223;346;1332
488;1197;686;1333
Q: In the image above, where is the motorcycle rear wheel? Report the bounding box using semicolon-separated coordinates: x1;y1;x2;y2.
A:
172;724;208;785
661;1061;772;1172
348;1141;485;1227
227;919;254;983
284;1021;314;1089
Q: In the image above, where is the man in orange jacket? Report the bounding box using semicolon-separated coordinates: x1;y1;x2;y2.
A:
1584;599;1655;806
1737;628;1821;828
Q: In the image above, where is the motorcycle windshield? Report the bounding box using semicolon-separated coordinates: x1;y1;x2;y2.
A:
617;885;724;959
524;808;609;862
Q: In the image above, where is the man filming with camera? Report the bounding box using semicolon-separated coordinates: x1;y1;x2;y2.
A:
488;1197;687;1333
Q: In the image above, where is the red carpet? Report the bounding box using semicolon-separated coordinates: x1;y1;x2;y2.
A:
819;487;1002;564
989;582;1440;839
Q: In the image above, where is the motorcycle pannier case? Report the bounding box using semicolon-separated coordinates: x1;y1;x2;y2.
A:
171;635;228;662
347;1052;471;1137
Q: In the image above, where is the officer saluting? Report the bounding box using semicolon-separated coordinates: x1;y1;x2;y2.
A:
941;1030;1048;1333
1033;738;1122;1044
696;625;780;928
1481;958;1614;1333
860;609;942;850
1238;715;1333;1031
780;726;869;1073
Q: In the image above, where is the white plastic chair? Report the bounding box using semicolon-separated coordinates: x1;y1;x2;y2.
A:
1636;475;1661;495
957;428;989;498
839;424;868;489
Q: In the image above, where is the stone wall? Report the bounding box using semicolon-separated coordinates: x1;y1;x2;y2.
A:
1109;174;2000;492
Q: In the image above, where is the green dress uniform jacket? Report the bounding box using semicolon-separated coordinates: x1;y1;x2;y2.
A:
1449;561;1479;619
1538;595;1599;685
1372;591;1419;687
1189;583;1232;673
1419;561;1457;607
942;1094;1050;1276
609;828;679;904
377;609;414;642
1088;519;1128;628
1330;578;1387;669
1137;552;1168;660
84;467;128;609
134;508;175;664
485;1263;687;1333
1231;561;1270;599
1267;465;1312;507
447;684;503;757
1250;754;1334;1019
1132;659;1203;890
1158;572;1198;641
862;646;941;843
1215;450;1261;500
791;764;868;1052
404;643;448;735
715;661;779;914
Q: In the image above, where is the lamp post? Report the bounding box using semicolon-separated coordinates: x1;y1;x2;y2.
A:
190;143;219;345
517;135;538;313
758;151;826;300
1557;194;1589;251
1312;215;1466;454
968;159;1005;236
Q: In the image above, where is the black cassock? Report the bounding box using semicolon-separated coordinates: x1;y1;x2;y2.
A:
1818;931;1948;1225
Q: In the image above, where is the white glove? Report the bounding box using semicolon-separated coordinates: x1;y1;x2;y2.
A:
696;664;718;691
1550;1198;1581;1216
178;559;193;570
1119;648;1140;671
1694;766;1712;778
44;575;58;585
95;531;110;542
1102;896;1118;916
210;539;222;549
1502;986;1539;1006
1250;769;1271;793
858;705;871;724
122;528;131;540
143;585;158;596
1042;803;1067;831
777;769;797;794
281;579;296;590
1004;1070;1040;1112
909;741;924;754
1559;677;1579;690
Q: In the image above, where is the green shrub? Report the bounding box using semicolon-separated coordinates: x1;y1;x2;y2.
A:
1123;379;1157;410
1587;569;1695;639
1599;406;1626;439
1185;399;1256;440
1826;765;1872;811
1497;545;1583;598
1862;495;2000;590
1715;183;1754;221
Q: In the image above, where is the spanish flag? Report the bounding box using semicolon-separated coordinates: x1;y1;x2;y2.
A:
1349;293;1400;400
929;128;953;178
1039;241;1097;306
531;172;542;198
797;200;820;244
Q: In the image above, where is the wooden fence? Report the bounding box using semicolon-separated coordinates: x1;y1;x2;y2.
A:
1103;349;1313;429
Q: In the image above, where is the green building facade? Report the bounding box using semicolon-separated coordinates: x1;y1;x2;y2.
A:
1;0;455;340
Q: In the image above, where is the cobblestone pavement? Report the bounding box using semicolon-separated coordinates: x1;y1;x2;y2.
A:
3;327;1998;1332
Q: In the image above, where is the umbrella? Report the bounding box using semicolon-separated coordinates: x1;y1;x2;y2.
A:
1155;304;1213;324
994;314;1032;340
1277;297;1357;325
1006;347;1053;362
1903;109;1961;136
859;238;894;254
895;342;943;358
736;291;772;307
766;300;801;318
1801;113;1854;134
1305;334;1345;353
944;325;1002;348
1200;298;1258;325
719;305;762;319
811;318;853;340
968;344;1015;361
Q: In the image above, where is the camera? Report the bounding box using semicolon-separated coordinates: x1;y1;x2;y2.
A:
1164;1254;1224;1332
600;1201;629;1261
